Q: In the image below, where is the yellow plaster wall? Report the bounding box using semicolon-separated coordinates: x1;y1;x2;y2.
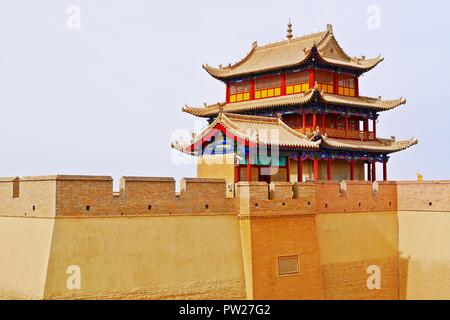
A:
316;211;399;299
0;217;55;299
197;154;235;197
43;215;246;300
398;211;450;299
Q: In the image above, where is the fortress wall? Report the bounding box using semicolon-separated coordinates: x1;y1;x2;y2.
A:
313;181;397;214
0;176;57;218
43;214;245;300
1;176;450;300
396;181;450;300
56;176;114;216
237;182;323;300
0;217;55;299
316;211;399;300
118;177;176;215
54;176;236;217
310;181;399;299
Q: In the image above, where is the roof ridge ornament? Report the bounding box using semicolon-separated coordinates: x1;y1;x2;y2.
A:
327;24;333;33
287;19;293;40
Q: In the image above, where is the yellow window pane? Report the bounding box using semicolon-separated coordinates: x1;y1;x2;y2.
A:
286;86;294;95
243;92;250;100
255;91;261;99
274;87;281;96
349;89;355;97
230;95;236;102
268;89;274;97
302;83;309;92
344;88;349;96
294;84;301;93
328;85;334;93
261;90;267;98
338;87;344;95
237;93;243;101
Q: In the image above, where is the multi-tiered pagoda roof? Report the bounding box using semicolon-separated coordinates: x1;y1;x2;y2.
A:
173;22;417;183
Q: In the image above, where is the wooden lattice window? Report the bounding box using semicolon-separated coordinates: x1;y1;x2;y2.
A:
229;81;251;102
338;74;356;96
286;71;309;95
316;70;334;94
255;76;281;99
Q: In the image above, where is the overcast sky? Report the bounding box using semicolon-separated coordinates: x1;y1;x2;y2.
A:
0;0;448;187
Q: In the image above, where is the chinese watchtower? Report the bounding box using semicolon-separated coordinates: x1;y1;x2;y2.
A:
173;22;417;188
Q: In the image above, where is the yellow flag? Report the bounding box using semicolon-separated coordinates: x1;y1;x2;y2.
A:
417;173;423;181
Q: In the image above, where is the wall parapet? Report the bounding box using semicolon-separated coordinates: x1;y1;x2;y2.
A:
397;180;450;212
1;176;449;218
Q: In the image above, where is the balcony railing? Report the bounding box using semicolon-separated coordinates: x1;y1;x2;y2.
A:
298;128;374;140
324;128;374;140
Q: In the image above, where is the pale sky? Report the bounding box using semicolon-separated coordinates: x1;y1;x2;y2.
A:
0;0;448;187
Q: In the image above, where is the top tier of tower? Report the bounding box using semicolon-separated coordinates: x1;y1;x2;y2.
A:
203;23;383;82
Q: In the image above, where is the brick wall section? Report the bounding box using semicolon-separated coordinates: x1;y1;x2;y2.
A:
314;181;397;214
1;177;446;218
119;177;176;215
56;176;114;216
0;176;57;218
269;182;293;200
373;181;398;211
397;181;450;212
0;177;400;218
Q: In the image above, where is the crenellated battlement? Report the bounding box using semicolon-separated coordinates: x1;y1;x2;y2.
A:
0;175;448;218
0;175;237;217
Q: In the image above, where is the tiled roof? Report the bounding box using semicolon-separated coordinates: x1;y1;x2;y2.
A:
172;113;320;154
182;88;406;117
203;24;383;80
321;136;418;153
172;113;418;155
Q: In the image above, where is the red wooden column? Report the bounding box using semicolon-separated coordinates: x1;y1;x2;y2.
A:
367;162;371;181
286;156;291;182
383;161;388;181
312;113;317;130
314;159;319;181
309;69;315;89
297;155;303;183
327;159;332;180
333;73;339;94
321;113;326;131
363;119;369;140
246;148;252;182
350;160;355;181
345;114;349;138
371;160;377;182
280;74;286;96
250;79;255;100
302;112;306;133
226;83;231;103
354;76;359;96
373;118;377;140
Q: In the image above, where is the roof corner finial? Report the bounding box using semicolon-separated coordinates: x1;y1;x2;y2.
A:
327;24;333;33
218;103;224;115
287;19;293;40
